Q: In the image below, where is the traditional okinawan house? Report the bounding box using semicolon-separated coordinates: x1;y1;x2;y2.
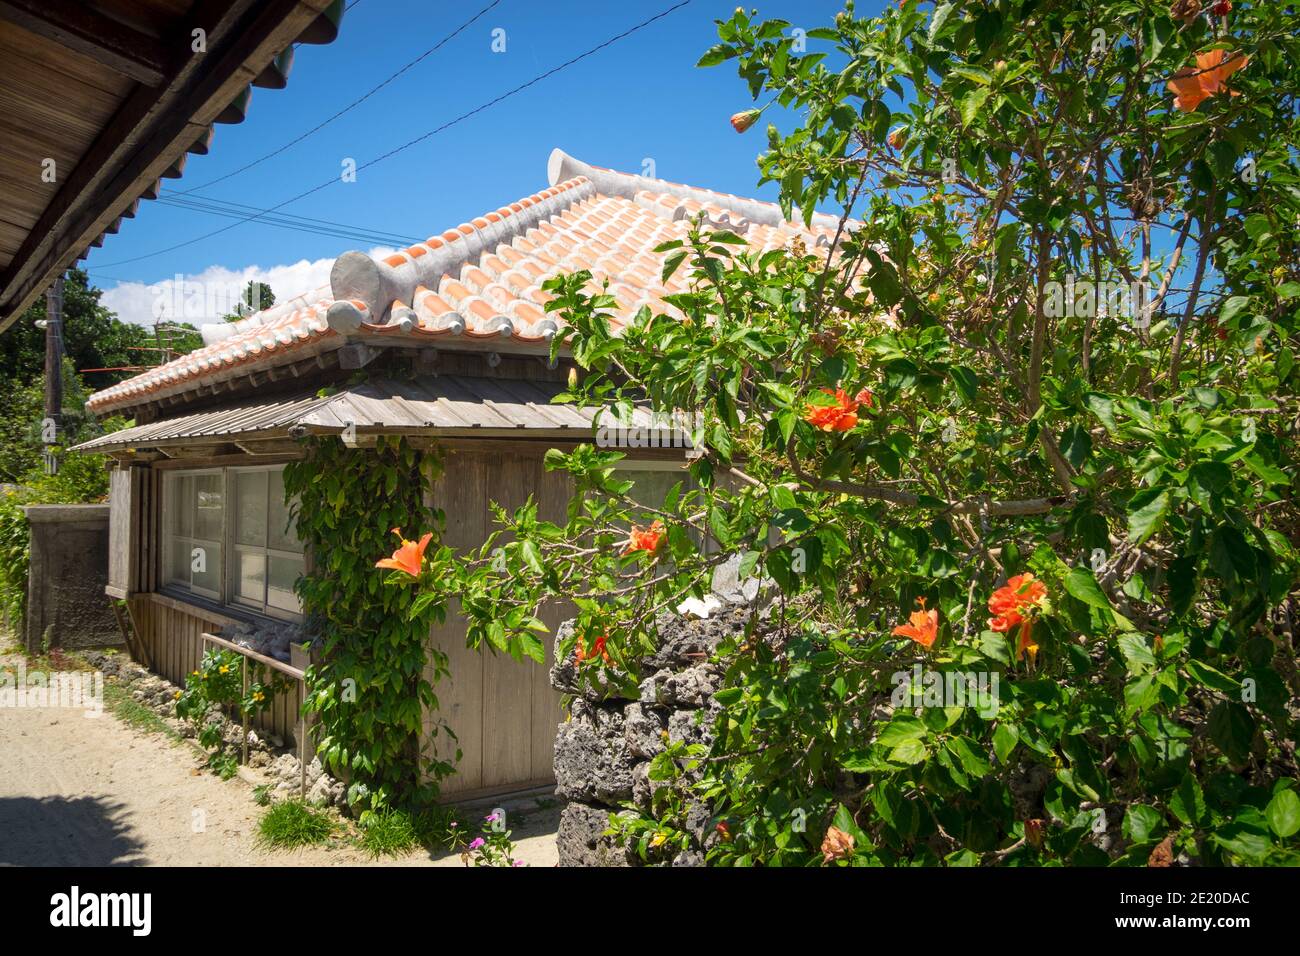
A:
73;149;846;799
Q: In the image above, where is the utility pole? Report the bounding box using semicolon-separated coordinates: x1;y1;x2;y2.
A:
41;273;64;474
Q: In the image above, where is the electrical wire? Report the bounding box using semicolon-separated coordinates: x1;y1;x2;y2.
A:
91;0;693;269
177;0;501;196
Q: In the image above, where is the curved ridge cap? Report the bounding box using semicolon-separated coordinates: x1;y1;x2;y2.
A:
329;177;595;320
197;284;331;346
547;147;849;233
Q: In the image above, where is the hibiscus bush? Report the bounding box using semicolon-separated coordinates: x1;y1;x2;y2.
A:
402;0;1299;865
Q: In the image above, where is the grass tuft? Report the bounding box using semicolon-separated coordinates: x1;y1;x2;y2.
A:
102;683;181;741
357;809;420;858
356;806;466;858
256;800;335;850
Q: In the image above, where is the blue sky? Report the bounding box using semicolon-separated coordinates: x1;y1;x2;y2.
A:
87;0;874;323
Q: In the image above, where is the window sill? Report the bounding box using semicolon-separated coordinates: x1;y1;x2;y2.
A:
147;589;302;629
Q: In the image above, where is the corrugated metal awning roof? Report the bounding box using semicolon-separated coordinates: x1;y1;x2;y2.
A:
72;375;670;453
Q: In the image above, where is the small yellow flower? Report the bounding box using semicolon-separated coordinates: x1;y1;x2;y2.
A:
173;691;182;699
650;831;668;848
219;665;229;674
252;691;265;703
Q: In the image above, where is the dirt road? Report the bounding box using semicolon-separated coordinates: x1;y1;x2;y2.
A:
0;655;558;867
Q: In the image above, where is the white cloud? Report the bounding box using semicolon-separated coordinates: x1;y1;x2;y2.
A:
96;247;396;327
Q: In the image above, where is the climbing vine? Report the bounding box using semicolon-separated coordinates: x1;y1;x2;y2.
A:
283;435;454;816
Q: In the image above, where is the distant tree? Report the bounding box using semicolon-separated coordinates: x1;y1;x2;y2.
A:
0;269;199;391
0;358;121;489
222;279;275;322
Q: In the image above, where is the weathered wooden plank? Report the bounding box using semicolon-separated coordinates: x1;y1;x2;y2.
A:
426;449;486;794
531;459;571;781
481;452;538;790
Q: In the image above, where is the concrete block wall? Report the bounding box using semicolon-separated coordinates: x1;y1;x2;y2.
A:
22;504;122;653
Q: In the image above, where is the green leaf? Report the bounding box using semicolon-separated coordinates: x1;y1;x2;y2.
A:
1207;701;1255;764
1059;423;1091;468
1127;487;1170;544
1265;789;1300;838
889;738;929;765
1219;296;1251;324
877;715;927;747
950;365;978;403
1122;804;1164;843
1212;825;1272;863
959;87;991;127
1169;775;1206;827
696;44;736;67
946;736;992;777
928;2;956;43
520;540;543;575
1085;392;1117;433
1064;566;1113;613
993;723;1019;763
1184;659;1239;694
661;250;688;283
1117;634;1155;674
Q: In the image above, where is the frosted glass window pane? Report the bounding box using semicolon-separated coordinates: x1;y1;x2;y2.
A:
235;471;267;546
167;475;192;537
167;537;190;586
267;469;298;552
191;541;221;594
237;549;266;603
193;474;223;540
267;555;302;612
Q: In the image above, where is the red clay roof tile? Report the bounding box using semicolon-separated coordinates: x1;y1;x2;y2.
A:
87;157;854;414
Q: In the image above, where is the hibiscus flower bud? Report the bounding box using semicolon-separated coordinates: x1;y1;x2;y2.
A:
1211;0;1231;15
886;127;906;150
1025;818;1046;848
821;825;855;863
730;109;762;134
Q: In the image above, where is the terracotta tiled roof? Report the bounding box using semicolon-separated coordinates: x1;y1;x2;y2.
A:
87;149;852;415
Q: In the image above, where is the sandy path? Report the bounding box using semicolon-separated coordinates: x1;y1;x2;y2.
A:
0;656;558;867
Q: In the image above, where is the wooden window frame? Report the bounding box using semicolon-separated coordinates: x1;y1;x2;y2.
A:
160;464;304;622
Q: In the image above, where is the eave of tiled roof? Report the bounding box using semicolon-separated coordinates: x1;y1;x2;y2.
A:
86;149;855;416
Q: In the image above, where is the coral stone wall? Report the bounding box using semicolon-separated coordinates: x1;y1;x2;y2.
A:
550;603;750;866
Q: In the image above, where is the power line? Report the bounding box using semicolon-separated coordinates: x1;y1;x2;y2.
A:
92;0;693;269
176;0;501;196
156;193;423;246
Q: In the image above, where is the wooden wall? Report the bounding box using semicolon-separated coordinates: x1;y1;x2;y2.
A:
107;464;159;598
108;443;580;799
424;445;572;798
127;593;304;745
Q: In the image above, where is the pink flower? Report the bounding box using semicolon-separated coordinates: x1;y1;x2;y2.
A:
469;837;485;850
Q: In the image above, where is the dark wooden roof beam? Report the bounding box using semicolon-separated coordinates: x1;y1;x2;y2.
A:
0;0;171;86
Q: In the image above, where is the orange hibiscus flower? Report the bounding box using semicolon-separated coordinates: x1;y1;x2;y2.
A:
623;520;665;555
988;572;1048;660
1167;48;1249;113
575;632;611;665
375;528;433;577
892;597;939;648
804;388;867;432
